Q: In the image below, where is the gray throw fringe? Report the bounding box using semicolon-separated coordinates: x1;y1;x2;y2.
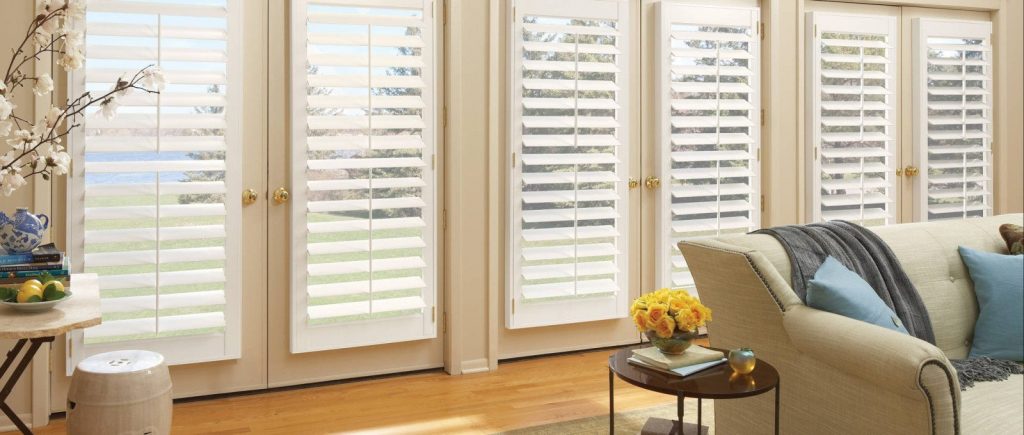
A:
755;221;936;344
950;358;1024;390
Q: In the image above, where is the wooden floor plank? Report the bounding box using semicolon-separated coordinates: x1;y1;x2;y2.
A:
11;342;704;434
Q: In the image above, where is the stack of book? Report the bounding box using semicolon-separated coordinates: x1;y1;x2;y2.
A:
628;346;727;377
0;243;68;285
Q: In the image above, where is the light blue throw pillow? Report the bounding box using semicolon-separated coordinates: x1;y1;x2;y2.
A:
958;246;1024;361
807;256;909;334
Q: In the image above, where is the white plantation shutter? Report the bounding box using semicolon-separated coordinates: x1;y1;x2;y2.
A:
68;0;243;366
912;19;993;221
290;0;437;352
807;12;897;225
508;0;631;328
655;3;759;292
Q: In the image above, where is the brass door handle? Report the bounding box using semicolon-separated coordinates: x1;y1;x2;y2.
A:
644;176;661;190
242;189;258;206
628;178;640;189
903;166;920;177
273;187;290;204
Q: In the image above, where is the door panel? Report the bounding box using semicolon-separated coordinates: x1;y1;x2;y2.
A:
266;0;443;385
53;0;268;407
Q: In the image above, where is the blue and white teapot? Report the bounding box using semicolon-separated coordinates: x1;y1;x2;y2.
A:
0;208;50;254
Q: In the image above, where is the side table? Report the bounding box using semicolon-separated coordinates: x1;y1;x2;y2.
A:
0;274;101;434
608;346;780;435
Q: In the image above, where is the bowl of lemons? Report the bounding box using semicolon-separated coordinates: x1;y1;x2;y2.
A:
0;277;70;313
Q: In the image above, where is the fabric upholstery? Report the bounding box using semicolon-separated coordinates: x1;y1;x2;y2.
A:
680;214;1024;435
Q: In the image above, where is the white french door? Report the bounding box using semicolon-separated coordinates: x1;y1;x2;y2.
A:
60;0;268;401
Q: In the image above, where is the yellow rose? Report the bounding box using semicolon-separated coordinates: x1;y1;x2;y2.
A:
668;297;688;313
630;298;648;316
647;303;668;323
632;310;650;332
654;315;676;338
674;310;695;332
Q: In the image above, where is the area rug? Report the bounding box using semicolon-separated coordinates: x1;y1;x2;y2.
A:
496;400;715;434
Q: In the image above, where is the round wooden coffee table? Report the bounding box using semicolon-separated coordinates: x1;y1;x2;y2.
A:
608;347;779;435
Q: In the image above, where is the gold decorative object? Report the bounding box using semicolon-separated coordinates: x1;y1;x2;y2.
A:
728;348;757;374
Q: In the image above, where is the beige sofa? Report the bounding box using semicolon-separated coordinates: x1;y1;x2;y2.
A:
678;214;1024;435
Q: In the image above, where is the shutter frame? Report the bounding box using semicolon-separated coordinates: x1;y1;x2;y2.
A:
806;11;898;225
912;18;993;222
507;0;632;329
290;0;439;352
67;0;244;371
655;2;761;293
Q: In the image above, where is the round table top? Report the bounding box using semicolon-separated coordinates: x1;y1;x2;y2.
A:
609;346;779;399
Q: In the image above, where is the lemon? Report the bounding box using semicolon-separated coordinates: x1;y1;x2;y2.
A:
17;282;43;303
43;281;65;301
24;279;42;289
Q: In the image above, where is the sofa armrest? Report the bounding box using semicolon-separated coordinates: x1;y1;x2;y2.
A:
784;305;961;434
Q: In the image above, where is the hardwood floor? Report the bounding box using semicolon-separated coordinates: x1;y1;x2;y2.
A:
14;342;706;434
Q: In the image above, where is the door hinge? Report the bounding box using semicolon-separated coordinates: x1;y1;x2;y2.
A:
441;0;447;25
512;152;517;168
442;312;447;334
432;154;436;169
511;299;516;315
814;147;819;160
442;209;447;230
759;21;764;40
432;306;436;322
814;24;818;38
757;148;761;162
760;108;765;126
761;194;766;211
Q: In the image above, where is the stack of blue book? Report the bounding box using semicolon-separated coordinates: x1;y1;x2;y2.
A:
0;243;68;284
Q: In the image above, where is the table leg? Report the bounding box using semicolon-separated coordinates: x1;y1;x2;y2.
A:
697;398;702;434
774;381;781;435
677;393;684;434
0;337;55;435
609;367;614;435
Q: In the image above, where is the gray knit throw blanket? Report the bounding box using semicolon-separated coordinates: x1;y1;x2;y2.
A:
755;221;1024;390
754;221;935;343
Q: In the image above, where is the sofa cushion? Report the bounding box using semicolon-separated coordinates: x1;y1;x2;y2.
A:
718;214;1024;358
958;246;1024;360
807;257;909;334
960;374;1024;433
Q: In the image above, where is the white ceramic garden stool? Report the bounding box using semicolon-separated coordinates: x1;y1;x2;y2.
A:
67;350;172;435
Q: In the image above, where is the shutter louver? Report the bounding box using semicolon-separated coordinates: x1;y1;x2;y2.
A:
913;19;993;221
69;0;243;366
290;0;437;352
655;3;760;292
807;12;897;225
508;0;631;328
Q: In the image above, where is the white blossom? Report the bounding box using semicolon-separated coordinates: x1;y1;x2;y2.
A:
144;68;167;91
99;97;119;120
7;130;34;149
41;144;71;175
45;106;63;128
1;167;27;197
33;73;54;96
0;81;5;92
0;121;11;137
38;15;60;36
59;48;84;71
0;95;15;121
114;75;131;97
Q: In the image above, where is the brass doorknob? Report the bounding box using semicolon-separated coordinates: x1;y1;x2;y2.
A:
273;187;290;204
628;178;640;190
242;189;258;205
644;176;661;190
903;166;920;177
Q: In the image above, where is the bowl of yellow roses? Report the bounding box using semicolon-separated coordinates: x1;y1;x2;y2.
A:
631;289;712;355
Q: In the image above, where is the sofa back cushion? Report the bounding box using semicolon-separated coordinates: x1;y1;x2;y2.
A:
716;214;1023;359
